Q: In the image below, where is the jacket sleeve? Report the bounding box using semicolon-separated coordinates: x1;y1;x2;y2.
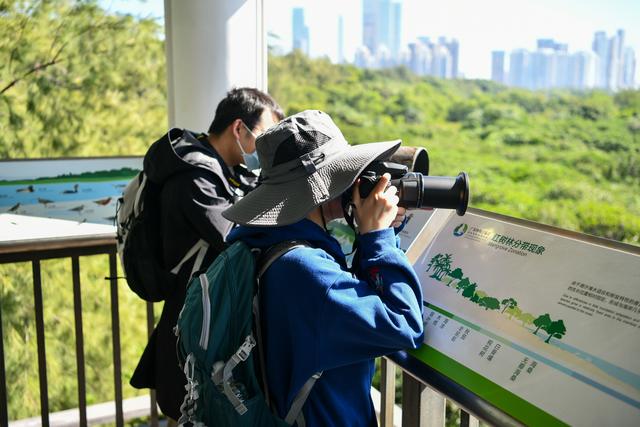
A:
169;169;235;254
315;228;424;371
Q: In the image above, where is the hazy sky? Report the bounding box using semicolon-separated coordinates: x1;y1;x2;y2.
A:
101;0;639;80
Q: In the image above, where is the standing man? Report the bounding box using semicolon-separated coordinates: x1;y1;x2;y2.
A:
130;88;284;421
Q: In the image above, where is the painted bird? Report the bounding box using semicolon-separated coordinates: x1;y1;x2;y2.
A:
62;184;79;194
8;202;20;212
37;198;54;206
69;205;84;213
93;197;112;206
16;185;34;193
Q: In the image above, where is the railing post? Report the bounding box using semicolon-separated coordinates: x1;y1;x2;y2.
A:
146;301;159;426
460;410;479;427
32;259;50;427
72;256;88;427
402;372;446;427
402;371;424;427
108;251;124;427
422;387;446;427
0;288;8;427
380;357;396;427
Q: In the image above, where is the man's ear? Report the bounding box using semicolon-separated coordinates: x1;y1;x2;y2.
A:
231;119;243;139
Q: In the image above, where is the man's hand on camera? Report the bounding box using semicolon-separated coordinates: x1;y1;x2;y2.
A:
391;207;406;229
352;173;399;234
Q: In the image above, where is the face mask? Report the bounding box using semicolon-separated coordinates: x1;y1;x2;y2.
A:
240;145;261;171
236;122;261;171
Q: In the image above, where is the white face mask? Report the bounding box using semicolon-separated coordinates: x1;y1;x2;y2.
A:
237;122;261;171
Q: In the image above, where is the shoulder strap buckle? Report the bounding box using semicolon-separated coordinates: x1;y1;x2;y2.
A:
235;335;256;362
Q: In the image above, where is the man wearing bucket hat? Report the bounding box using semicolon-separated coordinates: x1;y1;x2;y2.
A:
224;110;424;426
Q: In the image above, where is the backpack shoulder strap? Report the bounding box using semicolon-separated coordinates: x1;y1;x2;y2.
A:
253;240;323;426
256;240;310;279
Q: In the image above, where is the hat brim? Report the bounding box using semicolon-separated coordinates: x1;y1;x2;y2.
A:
222;139;401;226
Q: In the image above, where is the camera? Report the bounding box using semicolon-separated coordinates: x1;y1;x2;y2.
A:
343;147;470;216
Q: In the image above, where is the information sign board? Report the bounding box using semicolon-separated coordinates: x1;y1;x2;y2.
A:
406;209;640;426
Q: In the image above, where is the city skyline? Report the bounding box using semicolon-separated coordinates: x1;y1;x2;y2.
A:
99;0;640;84
491;31;636;91
267;0;639;83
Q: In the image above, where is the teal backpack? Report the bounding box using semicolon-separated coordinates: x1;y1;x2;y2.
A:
175;240;322;427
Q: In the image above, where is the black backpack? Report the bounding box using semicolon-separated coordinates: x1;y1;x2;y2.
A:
116;128;240;301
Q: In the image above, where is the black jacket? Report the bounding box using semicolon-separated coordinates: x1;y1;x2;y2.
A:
129;129;256;419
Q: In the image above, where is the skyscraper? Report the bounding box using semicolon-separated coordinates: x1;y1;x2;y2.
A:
362;0;379;56
621;47;636;89
509;49;530;88
592;31;609;88
491;51;505;84
432;44;452;78
569;51;597;89
390;1;402;60
591;29;635;91
408;42;431;75
362;0;402;63
292;8;310;56
440;37;459;78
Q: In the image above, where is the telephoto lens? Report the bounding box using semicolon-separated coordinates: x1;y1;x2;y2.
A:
355;161;469;216
392;171;469;215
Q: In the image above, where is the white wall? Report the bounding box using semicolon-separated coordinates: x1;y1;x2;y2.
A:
164;0;267;131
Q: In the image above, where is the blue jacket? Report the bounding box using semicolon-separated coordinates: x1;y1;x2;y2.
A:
227;219;424;427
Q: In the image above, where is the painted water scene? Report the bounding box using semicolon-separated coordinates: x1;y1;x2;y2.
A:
0;157;142;226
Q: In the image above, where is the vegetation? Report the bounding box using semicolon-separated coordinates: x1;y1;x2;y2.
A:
0;0;166;158
269;52;640;245
0;0;163;421
1;0;638;423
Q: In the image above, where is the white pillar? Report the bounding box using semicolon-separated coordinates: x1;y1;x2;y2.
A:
164;0;267;131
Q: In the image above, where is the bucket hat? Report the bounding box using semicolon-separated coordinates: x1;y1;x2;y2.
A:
222;110;400;226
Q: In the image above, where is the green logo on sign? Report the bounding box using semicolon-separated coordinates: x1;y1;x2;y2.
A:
453;223;468;236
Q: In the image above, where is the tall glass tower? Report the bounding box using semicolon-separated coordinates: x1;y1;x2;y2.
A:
362;0;402;62
292;8;310;56
491;51;505;84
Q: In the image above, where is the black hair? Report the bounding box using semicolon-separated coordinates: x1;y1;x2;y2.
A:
208;87;284;135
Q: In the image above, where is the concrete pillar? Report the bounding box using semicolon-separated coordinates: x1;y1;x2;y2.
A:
164;0;267;130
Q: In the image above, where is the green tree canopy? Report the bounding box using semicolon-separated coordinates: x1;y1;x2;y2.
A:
533;313;552;335
479;297;500;310
449;268;464;279
462;283;477;299
456;277;471;293
0;0;166;158
501;297;518;313
543;319;567;343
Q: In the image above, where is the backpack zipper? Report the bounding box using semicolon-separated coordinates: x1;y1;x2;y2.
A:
198;274;211;350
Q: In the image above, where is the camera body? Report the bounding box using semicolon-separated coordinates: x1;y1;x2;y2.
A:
347;161;469;216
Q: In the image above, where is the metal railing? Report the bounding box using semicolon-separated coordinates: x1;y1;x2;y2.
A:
0;232;519;427
379;353;524;427
0;234;159;427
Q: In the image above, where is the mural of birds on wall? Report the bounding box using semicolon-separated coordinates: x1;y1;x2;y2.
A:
93;197;112;206
16;185;35;192
62;184;79;194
